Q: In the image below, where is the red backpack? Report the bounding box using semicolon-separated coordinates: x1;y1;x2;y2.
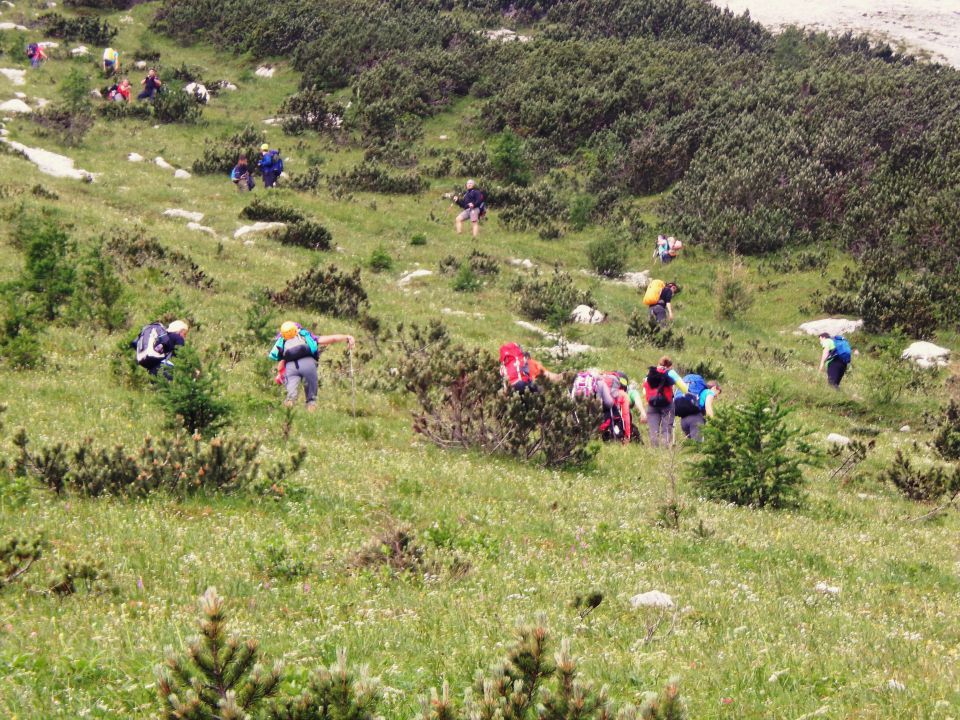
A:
499;342;531;387
643;366;674;408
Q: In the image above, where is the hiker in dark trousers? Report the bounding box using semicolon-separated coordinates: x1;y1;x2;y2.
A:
137;68;162;100
259;144;282;188
650;282;679;326
818;333;850;389
679;381;721;442
269;321;354;411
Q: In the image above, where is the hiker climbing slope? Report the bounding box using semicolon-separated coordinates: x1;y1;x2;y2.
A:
643;281;679;326
269;321;354;411
818;333;852;389
643;356;688;448
259;144;283;188
674;374;721;442
133;319;189;376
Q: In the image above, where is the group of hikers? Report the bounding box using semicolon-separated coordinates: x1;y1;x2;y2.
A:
499;342;720;445
25;41;164;102
230;145;284;191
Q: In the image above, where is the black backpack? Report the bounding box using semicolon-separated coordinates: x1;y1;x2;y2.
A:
134;322;170;364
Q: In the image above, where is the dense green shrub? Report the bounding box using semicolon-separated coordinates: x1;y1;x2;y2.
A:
64;0;136;8
105;229;214;290
714;264;754;321
68;243;128;331
15;430;305;498
240;198;306;224
154;345;232;437
278;88;345;135
880;451;960;503
933;401;960;462
367;246;393;273
511;268;593;325
398;325;597;468
1;536;43;590
689;392;819;508
40;13;117;45
626;312;685;350
586;234;626;278
491;128;530;186
18;219;76;321
271;265;368;318
192;125;266;175
280;221;332;251
328;161;425;195
152;83;203;123
451;263;481;292
95;101;153;121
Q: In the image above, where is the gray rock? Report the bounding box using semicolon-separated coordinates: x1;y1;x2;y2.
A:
826;433;851;446
173;169;192;179
629;590;675;609
797;318;863;336
163;208;204;222
901;341;950;369
234;222;287;240
570;304;604;324
397;269;433;287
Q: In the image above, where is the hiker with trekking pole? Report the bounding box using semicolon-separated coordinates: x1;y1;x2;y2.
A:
269;321;355;411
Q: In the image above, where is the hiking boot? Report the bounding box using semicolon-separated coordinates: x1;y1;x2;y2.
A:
283;399;294;408
306;402;317;412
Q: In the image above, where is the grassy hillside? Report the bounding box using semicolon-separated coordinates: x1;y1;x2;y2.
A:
0;3;958;719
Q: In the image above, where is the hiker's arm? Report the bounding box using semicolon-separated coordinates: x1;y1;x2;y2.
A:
315;334;355;349
542;369;563;383
704;394;715;419
672;373;689;395
268;340;282;361
666;302;673;320
818;347;829;372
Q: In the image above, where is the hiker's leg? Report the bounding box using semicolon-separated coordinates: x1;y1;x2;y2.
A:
455;210;467;234
646;406;661;447
650;305;666;326
684;414;704;442
470;209;480;238
827;361;844;388
301;358;319;406
596;382;614;410
660;405;675;446
284;364;302;404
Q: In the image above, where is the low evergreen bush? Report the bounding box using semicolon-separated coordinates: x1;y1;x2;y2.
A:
105;229;214;290
451;263;481;292
278;88;345;135
240;198;305;224
627;312;685;350
689;391;819;508
933;401;960;462
328;161;425;195
280;221;332;251
714;263;754;321
14;429;306;498
586;234;626;278
367;246;393;273
192;125;266;175
152;83;203;124
40;13;117;44
880;451;960;503
1;536;43;590
511;268;593;326
67;243;128;331
271;265;368;318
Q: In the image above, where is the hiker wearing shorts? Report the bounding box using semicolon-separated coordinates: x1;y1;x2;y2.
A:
269;321;355;411
454;179;484;239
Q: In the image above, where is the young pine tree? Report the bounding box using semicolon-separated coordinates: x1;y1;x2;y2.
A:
154;345;232;437
689;391;818;508
157;587;282;719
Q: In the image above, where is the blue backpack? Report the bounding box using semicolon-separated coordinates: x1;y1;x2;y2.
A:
267;150;283;173
833;336;852;363
674;373;707;418
683;373;707;398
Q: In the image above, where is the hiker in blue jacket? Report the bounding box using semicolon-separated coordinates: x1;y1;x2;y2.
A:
818;333;852;389
259;143;283;188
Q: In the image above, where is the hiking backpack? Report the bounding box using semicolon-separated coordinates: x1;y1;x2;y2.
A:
833;336;852;363
643;366;674;408
499;342;531;387
643;279;666;306
267;150;283;174
571;371;598;398
477;191;487;218
135;322;170;364
26;43;38;58
683;373;707;398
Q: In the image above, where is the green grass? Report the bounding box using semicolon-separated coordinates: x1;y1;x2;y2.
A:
0;4;959;719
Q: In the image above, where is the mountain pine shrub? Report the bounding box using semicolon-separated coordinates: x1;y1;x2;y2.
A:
689;391;819;508
586;234;627;278
271;265;368;318
512;268;593;325
192;125;266;175
368;245;394;273
241;198;305;224
328;161;425;195
1;536;44;590
880;451;960;503
627;312;685;351
15;430;306;498
40;13;117;44
933;401;960;462
152;82;204;124
451;263;481;293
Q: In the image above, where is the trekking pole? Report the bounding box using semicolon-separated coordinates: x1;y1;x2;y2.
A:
349;347;357;421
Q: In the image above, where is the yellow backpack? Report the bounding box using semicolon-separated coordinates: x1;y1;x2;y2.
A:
643;279;665;306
